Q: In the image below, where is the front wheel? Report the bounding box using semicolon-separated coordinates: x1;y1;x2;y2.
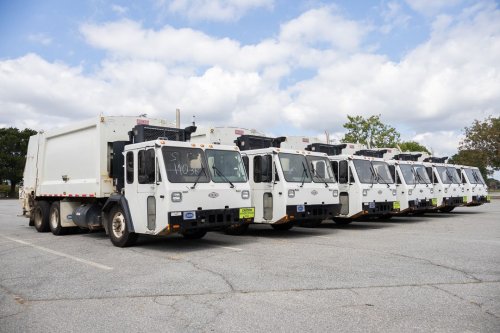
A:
225;223;250;235
49;201;66;235
297;219;323;228
182;230;207;239
333;218;353;225
271;222;293;231
108;206;137;247
33;201;50;232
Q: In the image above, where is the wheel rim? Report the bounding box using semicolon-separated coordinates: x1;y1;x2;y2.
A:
112;212;126;239
50;208;59;230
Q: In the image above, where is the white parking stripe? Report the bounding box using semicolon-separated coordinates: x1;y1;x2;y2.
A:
0;235;113;271
218;246;243;251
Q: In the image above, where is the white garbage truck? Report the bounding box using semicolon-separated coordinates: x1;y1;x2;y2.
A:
278;140;400;223
418;156;465;212
190;128;340;232
20;116;254;247
381;150;438;214
455;165;490;206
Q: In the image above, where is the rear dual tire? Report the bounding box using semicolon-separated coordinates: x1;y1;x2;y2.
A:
33;201;50;232
49;201;66;235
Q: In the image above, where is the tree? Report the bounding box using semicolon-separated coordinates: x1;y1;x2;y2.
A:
459;116;499;171
448;116;499;180
0;128;37;197
398;141;430;154
341;114;401;148
448;150;489;180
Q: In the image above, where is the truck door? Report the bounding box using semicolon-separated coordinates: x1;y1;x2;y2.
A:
336;160;350;215
252;154;274;221
136;148;158;233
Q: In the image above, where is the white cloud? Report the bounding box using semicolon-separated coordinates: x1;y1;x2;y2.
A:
111;4;128;15
380;1;412;33
1;3;499;162
27;33;52;46
160;0;273;21
279;7;371;51
405;0;464;16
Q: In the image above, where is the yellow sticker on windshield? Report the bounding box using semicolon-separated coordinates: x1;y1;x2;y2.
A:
239;207;255;219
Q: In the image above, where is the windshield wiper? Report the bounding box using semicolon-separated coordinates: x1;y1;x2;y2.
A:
191;165;207;189
300;162;308;187
369;165;376;188
310;164;329;188
212;165;235;188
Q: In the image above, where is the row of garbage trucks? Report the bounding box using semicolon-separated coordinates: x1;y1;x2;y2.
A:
19;116;490;247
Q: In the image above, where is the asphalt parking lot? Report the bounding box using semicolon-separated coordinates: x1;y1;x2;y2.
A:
0;199;499;332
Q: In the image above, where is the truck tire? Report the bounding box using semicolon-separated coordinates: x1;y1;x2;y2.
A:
182;230;207;239
439;206;455;213
333;218;353;225
271;222;293;231
49;201;66;235
297;219;323;228
224;223;249;235
33;201;50;232
108;206;137;247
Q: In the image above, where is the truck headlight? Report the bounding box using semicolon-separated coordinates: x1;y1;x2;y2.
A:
333;190;339;197
288;189;295;198
362;189;368;196
171;192;182;202
408;189;412;195
241;190;250;199
392;189;397;196
461;188;464;192
430;188;433;194
444;188;448;193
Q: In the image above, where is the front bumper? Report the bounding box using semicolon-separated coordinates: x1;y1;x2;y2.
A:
362;201;399;216
167;207;254;233
440;196;464;208
408;198;436;212
465;195;491;206
286;203;341;221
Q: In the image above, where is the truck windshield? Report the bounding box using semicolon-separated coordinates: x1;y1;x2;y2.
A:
399;164;416;184
353;160;394;184
278;153;312;183
436;166;461;184
305;155;336;183
205;149;247;183
414;164;431;184
162;147;210;183
464;168;485;185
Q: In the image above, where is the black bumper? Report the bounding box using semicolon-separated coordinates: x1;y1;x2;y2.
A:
466;195;490;206
442;196;464;207
362;201;399;216
286;204;340;221
409;198;435;211
168;208;253;232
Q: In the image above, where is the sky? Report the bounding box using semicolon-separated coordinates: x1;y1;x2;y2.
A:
0;0;499;171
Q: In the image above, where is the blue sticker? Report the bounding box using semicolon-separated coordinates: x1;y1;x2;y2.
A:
297;205;305;213
183;211;196;220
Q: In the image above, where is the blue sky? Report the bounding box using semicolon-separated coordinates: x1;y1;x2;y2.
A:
0;0;499;176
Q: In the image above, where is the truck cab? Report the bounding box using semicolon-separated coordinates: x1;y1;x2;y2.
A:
456;165;490;206
384;153;437;214
327;147;399;223
191;128;340;232
420;157;465;212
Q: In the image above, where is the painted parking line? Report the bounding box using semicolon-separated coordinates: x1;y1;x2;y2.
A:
0;235;113;271
315;236;331;239
218;246;243;251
